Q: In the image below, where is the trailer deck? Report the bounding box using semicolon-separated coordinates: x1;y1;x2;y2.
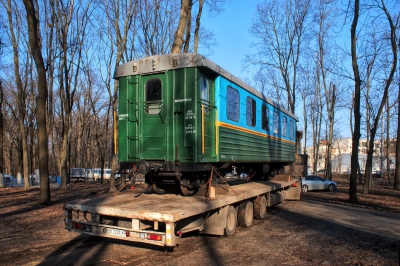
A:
64;178;301;247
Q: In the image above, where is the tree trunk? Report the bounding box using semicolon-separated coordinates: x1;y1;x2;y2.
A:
23;0;50;204
349;0;360;203
0;81;3;174
325;83;336;181
171;0;192;53
395;81;400;190
6;0;30;188
183;0;192;53
60;127;71;190
193;0;203;53
363;144;374;194
109;83;119;193
363;0;397;193
386;98;391;185
326;113;334;181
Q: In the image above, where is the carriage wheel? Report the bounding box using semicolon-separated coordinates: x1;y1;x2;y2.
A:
180;185;197;196
152;182;167;194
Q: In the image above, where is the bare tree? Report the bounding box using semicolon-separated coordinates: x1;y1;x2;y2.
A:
298;48;326;166
381;87;399;186
193;0;203;53
298;65;313;156
246;0;312;114
349;0;362;202
23;0;50;204
84;58;108;183
395;39;400;190
0;27;3;177
99;0;138;193
59;1;93;190
171;0;192;53
3;0;31;187
136;0;179;56
136;0;218;56
395;78;400;190
313;0;341;181
362;0;397;194
385;97;391;184
311;59;324;174
361;41;377;187
54;0;75;190
0;79;3;176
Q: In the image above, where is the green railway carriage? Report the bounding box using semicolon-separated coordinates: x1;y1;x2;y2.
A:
114;53;299;195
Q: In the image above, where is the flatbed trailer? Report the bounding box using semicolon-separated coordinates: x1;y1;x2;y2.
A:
64;177;301;248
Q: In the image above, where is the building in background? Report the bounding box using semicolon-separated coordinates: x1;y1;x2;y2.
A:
305;138;396;175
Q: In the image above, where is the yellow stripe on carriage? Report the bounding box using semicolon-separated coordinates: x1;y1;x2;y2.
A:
215;121;296;145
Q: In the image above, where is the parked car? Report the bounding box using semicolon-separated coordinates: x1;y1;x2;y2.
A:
93;168;102;181
70;168;86;181
93;168;121;181
317;169;326;174
301;175;337;193
2;173;13;181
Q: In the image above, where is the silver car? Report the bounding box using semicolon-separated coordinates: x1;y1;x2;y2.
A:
301;175;337;193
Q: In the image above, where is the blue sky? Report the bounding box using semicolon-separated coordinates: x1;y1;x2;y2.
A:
200;1;355;141
200;1;263;82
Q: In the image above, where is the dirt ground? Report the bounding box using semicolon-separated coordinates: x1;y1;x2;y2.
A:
0;176;399;266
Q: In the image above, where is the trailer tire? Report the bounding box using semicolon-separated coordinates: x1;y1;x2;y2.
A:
224;206;237;236
238;201;253;227
254;195;267;219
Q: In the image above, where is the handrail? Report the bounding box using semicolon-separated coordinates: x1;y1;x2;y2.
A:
201;104;205;154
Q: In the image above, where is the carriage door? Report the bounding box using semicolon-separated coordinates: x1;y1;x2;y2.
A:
141;75;166;160
199;74;215;160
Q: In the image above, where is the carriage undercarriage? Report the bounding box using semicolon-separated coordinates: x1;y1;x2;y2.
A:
121;160;291;196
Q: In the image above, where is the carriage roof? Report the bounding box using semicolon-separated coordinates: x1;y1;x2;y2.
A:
114;53;298;121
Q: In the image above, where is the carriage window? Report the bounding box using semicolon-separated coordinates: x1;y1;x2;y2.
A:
200;75;209;102
246;97;256;127
227;86;239;122
290;120;294;139
273;111;279;134
200;75;210;114
282;116;287;137
145;78;162;114
262;105;269;131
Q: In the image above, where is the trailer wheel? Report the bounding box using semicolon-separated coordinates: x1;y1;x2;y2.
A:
238;201;253;227
224;206;237;236
254;195;267;219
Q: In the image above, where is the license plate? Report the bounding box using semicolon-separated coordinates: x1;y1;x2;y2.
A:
106;228;126;236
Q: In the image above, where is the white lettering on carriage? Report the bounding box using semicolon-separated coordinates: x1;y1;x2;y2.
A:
175;98;192;102
185;124;195;134
119;114;128;120
185;110;195;120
